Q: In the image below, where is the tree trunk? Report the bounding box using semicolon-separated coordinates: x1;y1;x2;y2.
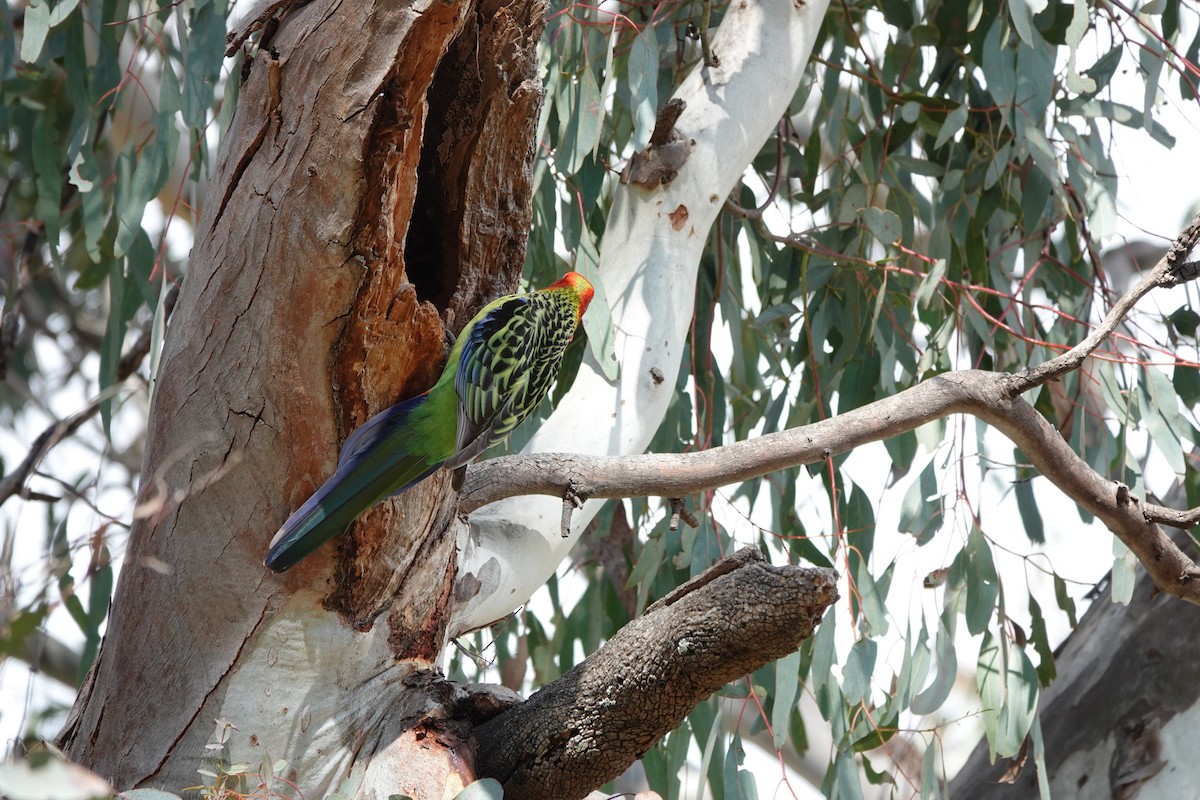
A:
950;529;1200;798
58;1;546;795
55;1;841;798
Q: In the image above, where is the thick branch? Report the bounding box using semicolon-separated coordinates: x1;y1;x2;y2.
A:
462;368;1200;605
472;547;838;800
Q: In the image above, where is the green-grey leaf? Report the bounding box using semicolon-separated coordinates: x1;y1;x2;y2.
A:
114;139;167;259
560;65;603;176
835;749;865;800
1064;0;1096;93
841;638;878;705
627;27;659;151
1138;43;1165;136
861;207;901;245
920;737;941;800
810;604;836;701
771;649;801;749
182;0;226;130
1030;717;1052;800
1142;365;1187;476
99;259;126;438
898;462;941;544
964;527;999;636
914;259;947;312
934;103;969;149
896;622;931;709
1021;126;1060;187
977;631;1039;759
1013;473;1044;545
20;0;51;63
573;230;618;380
1008;0;1035;47
1111;536;1136;605
324;764;367;800
48;0;82;26
910;616;956;715
122;791;184;800
854;558;890;637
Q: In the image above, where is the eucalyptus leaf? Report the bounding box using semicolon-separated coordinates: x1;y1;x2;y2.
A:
771;649;801;749
572;230;618;380
627;27;659;151
910;617;956;715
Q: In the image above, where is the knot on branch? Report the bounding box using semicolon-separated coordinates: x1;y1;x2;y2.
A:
560;479;586;538
668;497;699;531
1161;259;1200;288
1167;212;1200;268
1161;211;1200;286
621;99;694;189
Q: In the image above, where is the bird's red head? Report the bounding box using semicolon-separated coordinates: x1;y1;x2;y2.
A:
549;271;595;320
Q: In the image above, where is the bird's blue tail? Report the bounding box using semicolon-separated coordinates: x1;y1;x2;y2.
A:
264;393;444;572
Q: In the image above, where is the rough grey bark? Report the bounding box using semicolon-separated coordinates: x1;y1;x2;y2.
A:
950;529;1200;798
57;0;546;791
473;548;839;800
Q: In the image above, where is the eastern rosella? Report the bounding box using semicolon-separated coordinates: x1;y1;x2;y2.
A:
264;272;595;572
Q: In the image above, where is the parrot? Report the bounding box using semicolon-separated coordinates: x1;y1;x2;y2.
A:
264;271;595;572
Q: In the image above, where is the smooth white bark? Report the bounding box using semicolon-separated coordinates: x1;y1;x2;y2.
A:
453;0;834;635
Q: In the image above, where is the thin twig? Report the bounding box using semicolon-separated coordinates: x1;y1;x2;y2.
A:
0;284;180;507
560;481;584;538
1143;503;1200;529
698;0;718;68
668;497;699;531
1008;211;1200;394
724;119;787;220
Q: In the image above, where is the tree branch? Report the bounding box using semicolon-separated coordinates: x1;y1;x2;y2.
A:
1142;503;1200;528
461;365;1200;604
459;213;1200;606
453;0;835;637
473;547;838;800
1009;210;1200;393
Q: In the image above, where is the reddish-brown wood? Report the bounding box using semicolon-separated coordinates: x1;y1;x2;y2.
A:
58;1;545;792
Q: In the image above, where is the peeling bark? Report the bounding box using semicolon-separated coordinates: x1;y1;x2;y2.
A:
57;0;546;793
328;0;547;631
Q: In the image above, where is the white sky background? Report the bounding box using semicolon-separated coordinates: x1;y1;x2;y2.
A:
2;5;1200;799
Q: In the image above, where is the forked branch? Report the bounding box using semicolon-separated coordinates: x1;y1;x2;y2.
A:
1010;210;1200;393
462;214;1200;605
